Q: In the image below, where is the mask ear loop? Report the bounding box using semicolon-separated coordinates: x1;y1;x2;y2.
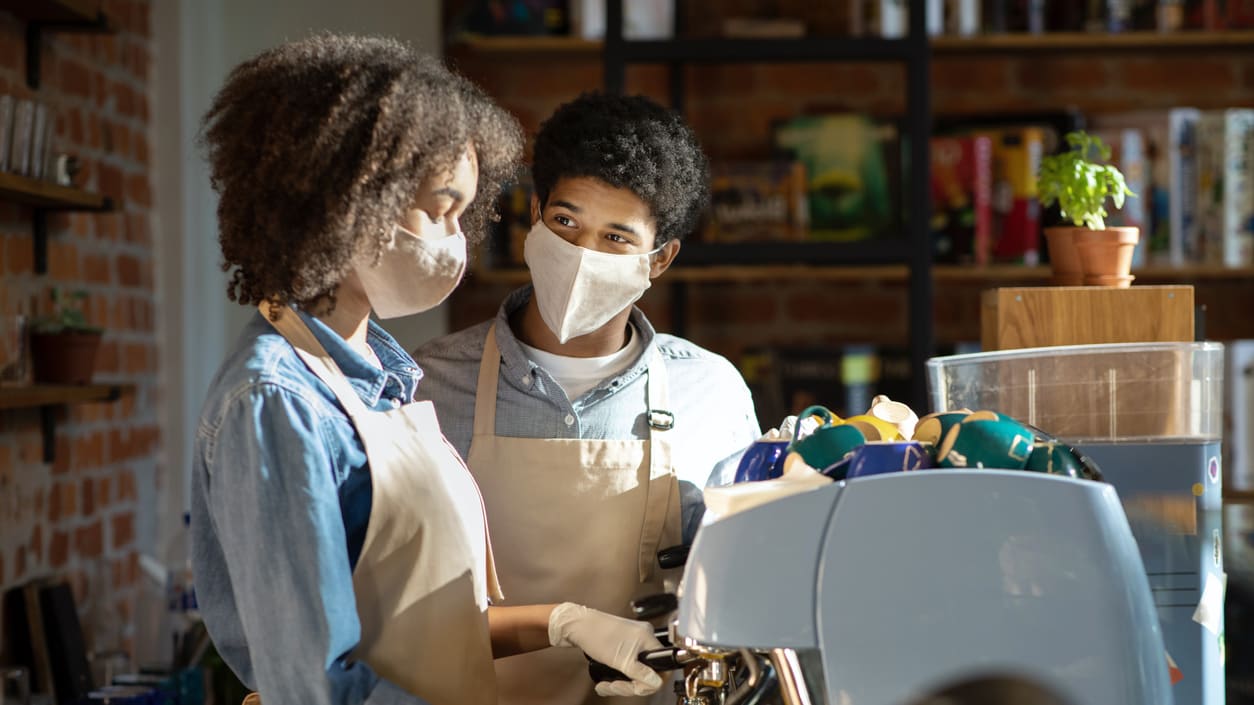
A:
644;238;671;268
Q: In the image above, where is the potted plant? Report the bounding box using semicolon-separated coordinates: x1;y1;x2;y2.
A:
29;288;103;385
1037;130;1138;287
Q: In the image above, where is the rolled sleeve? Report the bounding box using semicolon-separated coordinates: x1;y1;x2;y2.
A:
203;383;426;705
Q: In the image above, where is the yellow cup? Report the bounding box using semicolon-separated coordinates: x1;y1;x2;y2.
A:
844;414;902;442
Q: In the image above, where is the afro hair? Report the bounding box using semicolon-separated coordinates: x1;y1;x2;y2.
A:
201;34;523;312
531;92;710;245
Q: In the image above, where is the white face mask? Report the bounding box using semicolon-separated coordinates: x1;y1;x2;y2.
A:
354;218;467;319
523;221;659;343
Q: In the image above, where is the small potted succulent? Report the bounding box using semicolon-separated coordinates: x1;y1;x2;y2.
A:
29;288;103;385
1037;130;1138;287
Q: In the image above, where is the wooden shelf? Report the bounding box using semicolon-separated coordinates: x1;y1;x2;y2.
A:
0;171;113;275
0;171;109;210
449;31;1254;56
933;30;1254;52
0;0;107;24
448;35;602;53
0;383;132;411
469;264;1254;286
0;383;134;463
472;264;915;285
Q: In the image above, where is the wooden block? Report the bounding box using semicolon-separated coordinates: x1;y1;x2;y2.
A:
981;285;1195;351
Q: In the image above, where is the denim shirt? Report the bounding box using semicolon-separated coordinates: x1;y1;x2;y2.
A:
412;286;762;544
191;309;429;705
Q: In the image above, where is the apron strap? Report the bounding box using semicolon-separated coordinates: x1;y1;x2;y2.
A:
473;325;503;437
637;347;674;582
258;302;373;420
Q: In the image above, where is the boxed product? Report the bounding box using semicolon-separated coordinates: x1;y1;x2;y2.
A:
702;161;808;243
930;134;993;264
1195;109;1254;267
773;114;895;242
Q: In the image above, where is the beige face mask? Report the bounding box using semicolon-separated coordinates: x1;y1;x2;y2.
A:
355;218;467;319
523;221;659;343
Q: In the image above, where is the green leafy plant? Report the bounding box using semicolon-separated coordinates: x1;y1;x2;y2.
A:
30;288;102;334
1036;130;1135;230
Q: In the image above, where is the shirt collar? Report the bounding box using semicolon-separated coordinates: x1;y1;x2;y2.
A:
294;309;423;405
494;285;657;389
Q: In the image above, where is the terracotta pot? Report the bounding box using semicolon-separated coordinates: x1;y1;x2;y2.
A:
30;331;102;384
1084;274;1136;288
1075;226;1139;284
1044;227;1085;286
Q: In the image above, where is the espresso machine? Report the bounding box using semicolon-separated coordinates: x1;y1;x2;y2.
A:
929;342;1226;705
629;469;1172;705
590;342;1212;704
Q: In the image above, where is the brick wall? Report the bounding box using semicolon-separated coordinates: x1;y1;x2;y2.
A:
0;0;157;659
444;46;1254;363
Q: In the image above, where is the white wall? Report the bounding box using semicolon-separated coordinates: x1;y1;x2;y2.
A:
151;0;446;656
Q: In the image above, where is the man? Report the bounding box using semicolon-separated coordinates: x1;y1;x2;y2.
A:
414;92;761;705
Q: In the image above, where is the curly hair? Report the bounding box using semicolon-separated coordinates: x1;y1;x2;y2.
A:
201;34;523;312
531;92;710;245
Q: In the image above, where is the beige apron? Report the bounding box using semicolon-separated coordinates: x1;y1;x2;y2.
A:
260;304;503;705
467;324;683;705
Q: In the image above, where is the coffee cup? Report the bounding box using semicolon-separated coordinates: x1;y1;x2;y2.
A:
733;440;791;483
790;423;866;471
846;440;934;479
844;414;902;442
1025;440;1084;478
938;418;1035;470
912;411;971;445
869;396;919;440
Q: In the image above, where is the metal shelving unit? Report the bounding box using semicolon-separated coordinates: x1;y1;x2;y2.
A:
600;0;934;410
450;30;1254;55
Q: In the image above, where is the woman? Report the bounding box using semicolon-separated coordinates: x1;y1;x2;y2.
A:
191;34;664;705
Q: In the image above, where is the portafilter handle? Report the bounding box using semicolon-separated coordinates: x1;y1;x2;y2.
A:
587;647;697;683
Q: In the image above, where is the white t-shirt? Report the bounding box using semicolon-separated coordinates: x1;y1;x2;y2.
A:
517;325;642;401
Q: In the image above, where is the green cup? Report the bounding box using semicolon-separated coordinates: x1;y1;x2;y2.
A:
962;409;1016;424
938;418;1035;470
790;423;867;471
912;411;971;445
1025;440;1084;478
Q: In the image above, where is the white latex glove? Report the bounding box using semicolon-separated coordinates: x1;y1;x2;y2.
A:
548;602;665;697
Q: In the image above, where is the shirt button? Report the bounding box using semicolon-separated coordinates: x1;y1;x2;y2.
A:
564;414;575;426
522;374;532;385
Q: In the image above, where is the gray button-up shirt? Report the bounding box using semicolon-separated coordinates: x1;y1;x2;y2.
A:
413;286;762;542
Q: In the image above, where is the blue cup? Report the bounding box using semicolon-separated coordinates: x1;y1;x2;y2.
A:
846;441;935;479
733;440;790;483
